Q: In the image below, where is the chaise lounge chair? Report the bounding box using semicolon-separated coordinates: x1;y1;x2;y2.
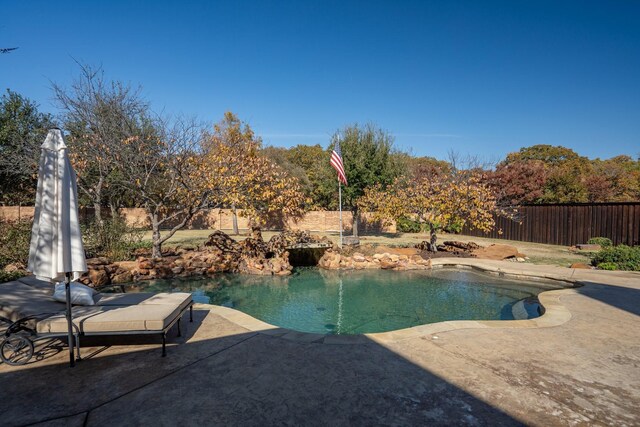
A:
0;276;193;365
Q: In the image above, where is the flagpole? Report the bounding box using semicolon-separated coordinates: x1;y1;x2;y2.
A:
338;180;343;248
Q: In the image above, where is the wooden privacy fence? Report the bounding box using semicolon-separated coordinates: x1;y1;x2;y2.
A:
462;202;640;246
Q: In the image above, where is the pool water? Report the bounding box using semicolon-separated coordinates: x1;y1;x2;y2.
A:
124;267;567;334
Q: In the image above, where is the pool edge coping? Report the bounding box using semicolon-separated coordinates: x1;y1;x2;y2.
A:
198;258;640;345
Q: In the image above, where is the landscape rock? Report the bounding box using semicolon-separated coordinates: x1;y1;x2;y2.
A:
570;262;592;269
440;241;482;252
111;271;133;284
2;263;25;273
86;257;111;266
379;259;398;269
342;236;360;246
203;230;241;253
138;259;153;270
352;253;366;262
576;244;602;251
88;268;110;288
472;244;519;260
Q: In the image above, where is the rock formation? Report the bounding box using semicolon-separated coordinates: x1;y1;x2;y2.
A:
79;228;329;288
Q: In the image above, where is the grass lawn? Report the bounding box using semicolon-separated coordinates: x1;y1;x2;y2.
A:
143;229;592;267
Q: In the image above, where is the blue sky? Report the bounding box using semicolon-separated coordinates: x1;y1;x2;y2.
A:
1;0;639;161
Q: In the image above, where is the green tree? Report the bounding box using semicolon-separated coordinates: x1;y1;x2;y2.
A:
262;145;313;202
0;89;54;205
321;124;406;236
504;144;581;165
406;155;452;180
284;144;330;208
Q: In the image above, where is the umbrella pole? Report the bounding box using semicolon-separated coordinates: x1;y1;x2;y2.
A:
65;273;75;368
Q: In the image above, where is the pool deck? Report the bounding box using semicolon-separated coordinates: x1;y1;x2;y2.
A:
1;259;639;426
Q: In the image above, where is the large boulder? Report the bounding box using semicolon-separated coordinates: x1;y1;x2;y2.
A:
267;230;328;256
203;230;241;253
111;271;133;284
88;268;110;288
439;241;482;252
86;257;111;267
318;250;341;269
570;262;592;269
472;244;519;260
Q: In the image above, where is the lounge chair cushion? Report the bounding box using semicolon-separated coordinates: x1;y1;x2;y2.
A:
94;292;192;312
0;281;65;322
37;303;185;334
18;276;55;294
52;282;96;306
2;277;192;335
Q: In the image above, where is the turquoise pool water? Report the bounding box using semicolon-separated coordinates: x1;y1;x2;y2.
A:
123;267;567;335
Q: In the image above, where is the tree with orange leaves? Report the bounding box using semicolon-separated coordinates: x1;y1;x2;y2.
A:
198;112;307;233
359;167;515;251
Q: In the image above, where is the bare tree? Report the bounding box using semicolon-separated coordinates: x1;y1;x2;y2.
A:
51;63;149;222
113;116;213;257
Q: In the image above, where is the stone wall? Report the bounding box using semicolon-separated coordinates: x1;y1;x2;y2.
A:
0;206;396;234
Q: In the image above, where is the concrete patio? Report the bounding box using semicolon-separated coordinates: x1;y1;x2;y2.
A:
0;260;638;426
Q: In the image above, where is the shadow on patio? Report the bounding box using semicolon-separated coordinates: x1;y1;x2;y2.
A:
0;308;523;426
572;281;640;317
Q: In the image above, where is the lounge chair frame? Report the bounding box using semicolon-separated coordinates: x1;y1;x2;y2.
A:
0;301;194;366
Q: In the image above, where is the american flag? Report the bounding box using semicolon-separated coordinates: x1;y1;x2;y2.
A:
330;139;348;186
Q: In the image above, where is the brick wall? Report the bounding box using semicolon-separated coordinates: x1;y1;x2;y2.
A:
0;206;396;233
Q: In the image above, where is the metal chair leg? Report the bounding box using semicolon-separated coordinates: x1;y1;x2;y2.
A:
75;334;82;361
190;305;193;323
177;318;182;337
161;333;166;357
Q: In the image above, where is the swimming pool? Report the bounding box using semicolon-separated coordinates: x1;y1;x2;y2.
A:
122;267;568;334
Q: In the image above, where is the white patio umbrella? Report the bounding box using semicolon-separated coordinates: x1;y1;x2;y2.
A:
27;128;87;367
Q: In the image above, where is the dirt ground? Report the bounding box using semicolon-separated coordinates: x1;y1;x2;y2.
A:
144;229;593;267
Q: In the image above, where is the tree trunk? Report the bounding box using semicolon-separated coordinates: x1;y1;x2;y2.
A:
151;211;162;258
429;227;438;252
93;176;104;224
109;201;119;219
93;201;102;224
232;205;239;235
352;209;359;237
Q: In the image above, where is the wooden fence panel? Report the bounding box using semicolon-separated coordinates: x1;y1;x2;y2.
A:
462;202;640;247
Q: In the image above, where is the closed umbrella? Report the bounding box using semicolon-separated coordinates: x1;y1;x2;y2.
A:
27;128;87;367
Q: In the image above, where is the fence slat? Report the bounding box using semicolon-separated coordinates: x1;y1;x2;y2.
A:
462;202;640;246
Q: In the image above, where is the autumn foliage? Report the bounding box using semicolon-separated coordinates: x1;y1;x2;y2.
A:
359;169;516;249
198;112;307;227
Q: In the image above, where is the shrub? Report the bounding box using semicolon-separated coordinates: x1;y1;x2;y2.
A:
82;217;147;261
587;237;613;247
0;219;32;269
596;262;618;271
396;216;422;233
591;245;640;271
0;270;28;282
443;220;464;234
